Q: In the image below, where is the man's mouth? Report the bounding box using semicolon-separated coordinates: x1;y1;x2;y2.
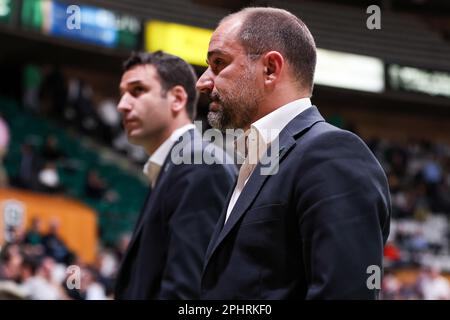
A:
209;101;221;111
123;118;139;128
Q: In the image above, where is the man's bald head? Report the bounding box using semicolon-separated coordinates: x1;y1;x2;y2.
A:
219;7;317;94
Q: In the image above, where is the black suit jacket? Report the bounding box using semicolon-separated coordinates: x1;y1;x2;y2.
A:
115;129;237;299
201;106;391;299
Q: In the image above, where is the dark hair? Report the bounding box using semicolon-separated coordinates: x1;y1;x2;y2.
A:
223;7;316;93
22;256;40;275
123;51;198;120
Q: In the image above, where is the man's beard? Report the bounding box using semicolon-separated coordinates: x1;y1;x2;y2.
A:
207;70;262;131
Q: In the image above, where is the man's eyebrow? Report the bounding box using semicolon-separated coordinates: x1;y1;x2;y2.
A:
119;80;144;94
207;49;227;60
125;80;144;86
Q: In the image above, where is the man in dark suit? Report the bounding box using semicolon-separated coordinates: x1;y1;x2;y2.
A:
196;7;391;299
114;51;236;299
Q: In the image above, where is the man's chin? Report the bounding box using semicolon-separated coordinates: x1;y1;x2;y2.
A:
207;111;226;131
126;133;143;145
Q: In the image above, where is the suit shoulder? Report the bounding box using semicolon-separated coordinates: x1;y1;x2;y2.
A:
300;122;372;155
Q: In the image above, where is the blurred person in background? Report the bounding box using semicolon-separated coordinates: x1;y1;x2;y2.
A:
40;65;67;118
20;256;64;300
0;113;9;187
24;217;44;247
81;266;108;300
42;219;73;265
37;162;62;193
0;244;23;282
23;217;45;257
84;169;118;203
114;233;131;264
17;142;41;190
114;51;236;299
418;266;450;300
381;269;402;300
196;7;390;299
22;64;43;114
96;96;122;144
41;135;65;163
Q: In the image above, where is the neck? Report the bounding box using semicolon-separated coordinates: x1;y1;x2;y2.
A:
144;116;192;154
249;87;309;129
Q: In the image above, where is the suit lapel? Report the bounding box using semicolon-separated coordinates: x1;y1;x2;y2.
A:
203;178;237;263
121;128;196;261
203;135;296;268
203;106;325;269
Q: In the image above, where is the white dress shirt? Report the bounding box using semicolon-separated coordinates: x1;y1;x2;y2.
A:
143;123;196;188
224;98;312;223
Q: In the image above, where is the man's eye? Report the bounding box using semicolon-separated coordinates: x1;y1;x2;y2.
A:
211;59;226;74
214;59;224;66
133;87;145;95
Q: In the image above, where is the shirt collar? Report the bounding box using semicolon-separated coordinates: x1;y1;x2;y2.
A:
143;123;196;182
235;98;312;161
252;97;312;145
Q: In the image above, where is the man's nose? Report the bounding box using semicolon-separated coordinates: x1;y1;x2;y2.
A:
196;69;214;95
117;93;132;113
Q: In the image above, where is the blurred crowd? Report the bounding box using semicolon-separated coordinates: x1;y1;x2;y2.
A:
368;137;450;299
12;133;118;203
22;64;147;164
382;266;450;300
0;217;130;300
368;138;450;219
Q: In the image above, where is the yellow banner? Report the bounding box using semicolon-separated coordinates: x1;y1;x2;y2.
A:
145;20;212;67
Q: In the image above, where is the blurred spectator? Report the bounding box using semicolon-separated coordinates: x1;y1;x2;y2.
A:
41;135;65;163
381;270;402;299
96;97;121;143
0;280;27;299
85;169;107;199
407;230;429;266
67;78;99;133
386;146;408;178
85;169;118;203
38;162;62;193
6;225;26;246
0;113;9;187
98;249;118;279
0;244;23;282
97;248;118;297
81;266;108;300
22;64;43;114
17;142;41;190
40;65;67;117
24;217;43;247
422;154;443;185
20;256;63;300
384;241;403;268
417;266;450;300
42;219;73;265
114;233;131;263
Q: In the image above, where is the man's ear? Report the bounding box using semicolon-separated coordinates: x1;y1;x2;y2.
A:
262;51;284;86
168;85;188;113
